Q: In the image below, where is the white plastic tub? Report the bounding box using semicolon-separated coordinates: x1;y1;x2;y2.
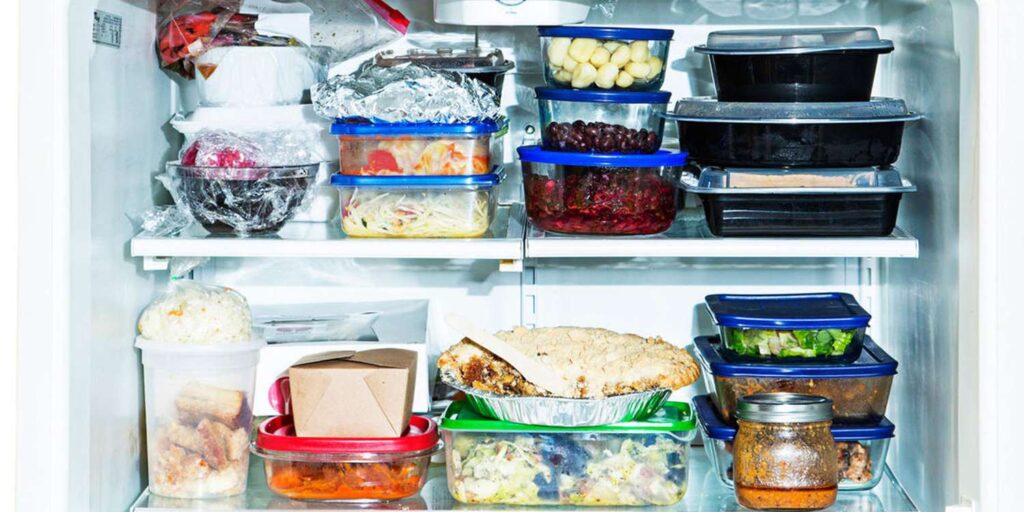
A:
195;46;320;107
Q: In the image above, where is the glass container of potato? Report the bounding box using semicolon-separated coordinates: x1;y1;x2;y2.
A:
539;26;673;91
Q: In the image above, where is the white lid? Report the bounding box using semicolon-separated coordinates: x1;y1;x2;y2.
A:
170;104;330;135
696;27;894;55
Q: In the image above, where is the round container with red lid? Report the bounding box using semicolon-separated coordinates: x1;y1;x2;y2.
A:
252;415;441;502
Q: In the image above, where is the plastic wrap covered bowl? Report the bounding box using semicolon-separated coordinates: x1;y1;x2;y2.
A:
695;27;894;102
518;146;687;235
694;335;896;424
539;26;673;91
537;88;669;154
195;46;320;107
253;415;440;502
332;120;499;176
165;162;318;236
694;395;892;491
440;400;695;506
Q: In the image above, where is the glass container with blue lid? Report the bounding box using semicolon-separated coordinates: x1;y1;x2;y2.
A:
694;395;894;491
538;26;674;91
535;88;670;154
705;292;871;363
693;335;897;425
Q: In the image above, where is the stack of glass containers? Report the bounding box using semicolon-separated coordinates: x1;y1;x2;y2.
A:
695;292;899;492
519;26;690;236
666;27;920;237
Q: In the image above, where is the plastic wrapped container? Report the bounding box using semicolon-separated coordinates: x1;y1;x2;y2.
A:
332;121;499;176
695;28;894;102
705;293;871;363
517;146;687;235
165;162;318;236
539;26;673;91
440;400;696;506
252;415;440;502
694;335;897;424
195;46;321;107
536;88;669;154
374;47;515;92
664;98;921;168
135;336;265;499
683;166;917;237
330;168;504;238
694;395;893;491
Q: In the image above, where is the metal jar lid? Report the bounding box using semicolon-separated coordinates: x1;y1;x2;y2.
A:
736;393;833;423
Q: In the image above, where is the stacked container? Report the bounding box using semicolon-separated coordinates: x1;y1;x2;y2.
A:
520;26;689;236
695;292;899;492
667;27;920;237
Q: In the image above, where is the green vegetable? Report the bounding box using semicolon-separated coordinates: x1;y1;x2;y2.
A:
725;328;858;358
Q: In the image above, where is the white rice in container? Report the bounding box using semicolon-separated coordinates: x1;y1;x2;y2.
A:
138;281;253;344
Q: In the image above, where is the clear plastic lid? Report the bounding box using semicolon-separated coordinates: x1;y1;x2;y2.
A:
681;167;916;194
665;97;921;124
374;47;514;73
695;27;894;55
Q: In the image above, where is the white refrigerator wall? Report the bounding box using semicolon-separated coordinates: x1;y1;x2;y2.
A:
18;0;985;510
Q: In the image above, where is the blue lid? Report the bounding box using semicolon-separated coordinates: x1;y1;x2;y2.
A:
331;119;500;136
535;87;671;104
517;146;688;167
330;166;505;188
695;335;897;378
705;293;871;330
538;26;674;41
693;395;895;441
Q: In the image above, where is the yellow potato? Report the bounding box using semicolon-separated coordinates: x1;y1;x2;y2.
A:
571;62;598;88
625;61;651;79
562;55;578;72
547;37;571;67
595;63;619;89
568;38;599;64
646;56;664;80
590;47;611;67
554;70;572;83
603;40;624;52
610;45;631;67
615;70;635;88
629;40;650;63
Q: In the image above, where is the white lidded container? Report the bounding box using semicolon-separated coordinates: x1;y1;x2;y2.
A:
170;105;339;222
135;336;264;499
194;46;320;107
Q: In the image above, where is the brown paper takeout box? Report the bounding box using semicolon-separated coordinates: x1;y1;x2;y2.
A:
288;349;418;438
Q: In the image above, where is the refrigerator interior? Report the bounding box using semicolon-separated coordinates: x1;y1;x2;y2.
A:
21;0;980;510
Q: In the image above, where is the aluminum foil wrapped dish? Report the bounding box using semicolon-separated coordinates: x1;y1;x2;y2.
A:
437;326;700;426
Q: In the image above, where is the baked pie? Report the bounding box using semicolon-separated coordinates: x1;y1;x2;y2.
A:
438;326;700;399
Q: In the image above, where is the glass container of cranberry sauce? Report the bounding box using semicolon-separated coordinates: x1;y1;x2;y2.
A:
733;393;838;511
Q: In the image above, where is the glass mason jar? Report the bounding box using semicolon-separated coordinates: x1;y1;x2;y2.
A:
733;393;838;510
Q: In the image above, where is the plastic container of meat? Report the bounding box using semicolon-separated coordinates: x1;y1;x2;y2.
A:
536;88;669;154
332;120;499;176
539;26;673;91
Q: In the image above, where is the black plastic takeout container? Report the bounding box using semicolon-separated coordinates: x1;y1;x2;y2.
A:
695;28;894;102
664;98;921;168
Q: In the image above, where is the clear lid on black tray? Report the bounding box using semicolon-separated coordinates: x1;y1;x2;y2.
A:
374;47;514;73
680;167;916;194
664;97;921;124
695;27;894;55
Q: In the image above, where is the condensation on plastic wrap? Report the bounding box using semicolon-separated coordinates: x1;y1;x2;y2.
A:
591;0;619;18
311;62;501;123
305;0;408;58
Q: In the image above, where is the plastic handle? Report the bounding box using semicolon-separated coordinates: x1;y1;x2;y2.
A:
268;376;292;416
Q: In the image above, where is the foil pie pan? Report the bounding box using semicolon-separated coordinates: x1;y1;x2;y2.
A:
442;373;671;427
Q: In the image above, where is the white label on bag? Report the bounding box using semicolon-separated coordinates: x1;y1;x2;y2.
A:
92;10;122;48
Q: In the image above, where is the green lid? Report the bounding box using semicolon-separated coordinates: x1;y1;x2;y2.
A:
440;400;696;433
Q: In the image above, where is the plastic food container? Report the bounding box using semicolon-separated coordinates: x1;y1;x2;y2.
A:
135;336;265;499
517;146;687;235
252;414;440;502
694;335;897;424
536;88;669;154
440;400;696;506
695;28;894;102
332;121;499;176
374;47;515;92
330;167;504;238
664;98;922;168
683;166;917;237
195;46;321;107
705;292;871;363
539;26;673;91
694;395;893;491
165;162;318;236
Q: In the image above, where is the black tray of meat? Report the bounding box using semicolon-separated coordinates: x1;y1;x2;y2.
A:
166;162;317;236
681;166;916;237
694;27;894;102
664;98;921;168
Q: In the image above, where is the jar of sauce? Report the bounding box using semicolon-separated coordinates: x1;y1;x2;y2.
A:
733;393;838;510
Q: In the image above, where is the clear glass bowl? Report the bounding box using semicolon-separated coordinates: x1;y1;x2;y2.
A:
536;88;668;154
539;26;672;91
